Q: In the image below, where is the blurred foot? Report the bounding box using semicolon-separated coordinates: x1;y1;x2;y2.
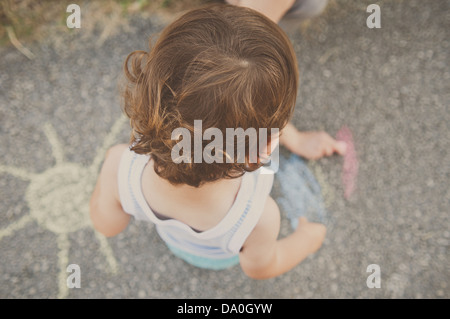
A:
225;0;328;23
283;0;329;20
224;0;295;23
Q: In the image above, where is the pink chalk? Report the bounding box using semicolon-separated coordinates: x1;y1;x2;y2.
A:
336;126;358;199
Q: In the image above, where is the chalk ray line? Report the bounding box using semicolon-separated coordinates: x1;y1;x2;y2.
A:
0;214;33;242
94;232;118;274
90;115;128;174
57;233;70;299
43;123;65;165
0;165;36;181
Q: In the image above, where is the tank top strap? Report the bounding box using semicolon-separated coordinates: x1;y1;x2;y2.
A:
225;167;274;254
117;147;152;221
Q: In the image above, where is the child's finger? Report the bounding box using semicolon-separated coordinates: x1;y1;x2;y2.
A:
334;141;347;155
322;133;345;156
324;145;334;156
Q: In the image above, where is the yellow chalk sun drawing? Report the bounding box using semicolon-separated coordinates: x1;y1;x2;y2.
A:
0;116;127;298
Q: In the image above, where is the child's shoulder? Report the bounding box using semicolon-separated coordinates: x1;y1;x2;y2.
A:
99;144;129;184
106;143;129;160
90;143;131;236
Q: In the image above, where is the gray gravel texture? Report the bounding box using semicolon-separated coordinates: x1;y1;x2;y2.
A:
0;0;448;298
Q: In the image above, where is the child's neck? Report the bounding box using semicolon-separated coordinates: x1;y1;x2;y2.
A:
141;160;243;231
145;159;241;205
151;160;239;194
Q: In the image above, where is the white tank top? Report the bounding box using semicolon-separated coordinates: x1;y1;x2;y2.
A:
117;147;274;262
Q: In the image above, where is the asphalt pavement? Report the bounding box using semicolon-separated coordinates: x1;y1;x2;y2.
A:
0;0;448;298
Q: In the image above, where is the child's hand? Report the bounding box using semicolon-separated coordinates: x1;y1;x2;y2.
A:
294;131;347;160
280;124;347;160
295;217;327;254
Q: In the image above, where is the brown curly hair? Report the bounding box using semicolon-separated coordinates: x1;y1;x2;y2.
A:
121;3;299;187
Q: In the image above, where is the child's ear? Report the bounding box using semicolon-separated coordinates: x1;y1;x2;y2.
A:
258;133;280;163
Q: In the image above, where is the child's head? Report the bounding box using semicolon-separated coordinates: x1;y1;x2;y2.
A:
122;4;298;187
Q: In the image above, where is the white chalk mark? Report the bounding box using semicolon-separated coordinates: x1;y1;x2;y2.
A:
25;163;93;234
90;115;127;174
57;233;70;299
94;232;118;274
0;214;33;242
43;123;65;165
0;165;36;181
0;118;126;298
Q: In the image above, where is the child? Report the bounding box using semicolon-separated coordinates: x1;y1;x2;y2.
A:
90;4;340;279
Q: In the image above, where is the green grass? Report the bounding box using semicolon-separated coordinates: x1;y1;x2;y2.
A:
0;0;218;48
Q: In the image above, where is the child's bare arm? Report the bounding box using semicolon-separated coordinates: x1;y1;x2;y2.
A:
280;122;347;160
239;196;326;279
89;144;130;237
